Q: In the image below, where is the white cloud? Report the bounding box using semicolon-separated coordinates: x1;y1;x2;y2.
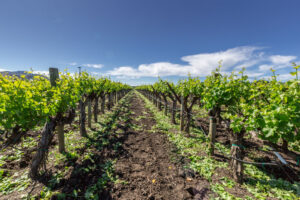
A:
243;71;265;78
106;46;297;81
261;73;295;81
0;68;7;72
109;66;142;78
269;55;296;65
258;64;273;71
234;60;260;70
108;46;264;78
69;62;104;69
277;73;294;81
69;62;78;66
182;46;261;71
235;52;266;70
258;55;296;72
34;70;49;75
83;64;104;69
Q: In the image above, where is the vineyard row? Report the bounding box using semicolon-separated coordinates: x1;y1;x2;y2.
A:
136;65;299;183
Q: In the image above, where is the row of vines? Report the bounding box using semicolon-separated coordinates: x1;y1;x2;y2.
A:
137;64;299;184
0;68;131;179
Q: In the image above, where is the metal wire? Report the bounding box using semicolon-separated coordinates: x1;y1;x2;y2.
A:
231;156;279;166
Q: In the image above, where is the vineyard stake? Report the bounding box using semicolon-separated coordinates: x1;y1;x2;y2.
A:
88;98;92;128
79;99;87;137
209;116;216;156
180;95;185;132
101;95;105;114
50;68;65;153
94;97;99;123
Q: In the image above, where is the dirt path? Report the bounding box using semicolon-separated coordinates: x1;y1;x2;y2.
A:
109;92;210;200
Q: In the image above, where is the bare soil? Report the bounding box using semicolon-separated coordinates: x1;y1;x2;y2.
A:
109;93;211;200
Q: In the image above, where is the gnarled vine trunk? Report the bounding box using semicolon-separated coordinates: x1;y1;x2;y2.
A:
171;99;177;124
180;96;186;132
79;99;87;137
163;97;168;116
208;116;216;156
230;129;245;184
115;92;118;104
108;93;112;110
157;95;162;110
93;97;99;123
184;109;191;134
152;94;156;105
282;139;288;153
2;126;27;149
111;93;114;107
101;95;105;114
29;118;57;179
87;98;92;128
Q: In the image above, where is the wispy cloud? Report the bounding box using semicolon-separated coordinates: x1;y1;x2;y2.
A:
69;62;104;69
260;73;294;81
107;46;297;80
83;64;104;69
269;55;296;65
243;71;265;78
258;64;273;71
69;62;78;66
277;73;294;81
258;55;296;72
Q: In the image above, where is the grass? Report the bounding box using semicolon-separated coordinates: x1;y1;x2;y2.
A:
0;136;35;196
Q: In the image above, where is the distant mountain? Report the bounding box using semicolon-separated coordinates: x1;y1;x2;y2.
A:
0;71;48;79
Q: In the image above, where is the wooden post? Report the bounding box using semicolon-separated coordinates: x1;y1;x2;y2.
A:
180;96;185;132
94;97;99;123
115;92;118;104
108;93;111;110
164;97;168;116
111;93;114;107
49;68;59;86
50;68;65;153
158;96;162;111
88;98;92;128
171;100;177;124
209;116;216;156
101;95;105;114
282;139;288;153
80;99;87;137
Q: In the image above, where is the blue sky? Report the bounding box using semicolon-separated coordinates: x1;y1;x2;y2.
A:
0;0;299;85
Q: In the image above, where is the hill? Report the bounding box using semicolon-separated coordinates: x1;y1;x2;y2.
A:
0;71;48;79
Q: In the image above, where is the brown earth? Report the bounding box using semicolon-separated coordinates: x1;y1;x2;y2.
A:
108;93;212;200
